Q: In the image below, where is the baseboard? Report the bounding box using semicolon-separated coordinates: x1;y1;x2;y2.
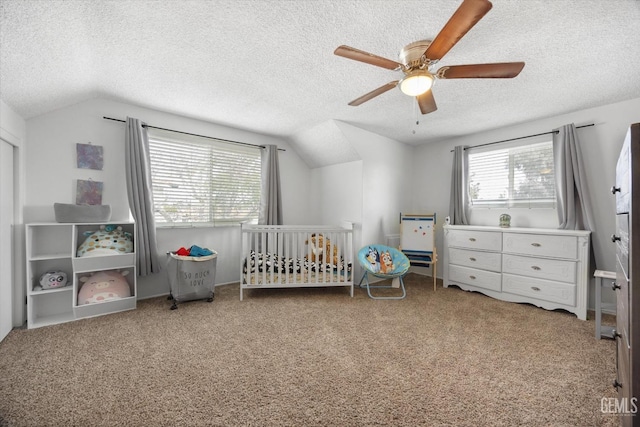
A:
137;280;239;301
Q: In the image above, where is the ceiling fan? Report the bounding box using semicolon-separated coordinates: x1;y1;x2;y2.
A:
334;0;525;115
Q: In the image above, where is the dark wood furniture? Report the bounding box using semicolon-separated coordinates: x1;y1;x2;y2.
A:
613;122;639;425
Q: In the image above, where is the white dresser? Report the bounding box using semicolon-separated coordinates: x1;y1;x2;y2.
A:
443;225;590;320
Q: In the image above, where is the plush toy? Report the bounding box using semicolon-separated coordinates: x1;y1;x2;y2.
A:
39;270;68;290
77;270;131;305
77;225;134;257
379;250;395;274
365;247;380;273
305;233;340;265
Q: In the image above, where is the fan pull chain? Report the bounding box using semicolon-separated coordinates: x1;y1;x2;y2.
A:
412;99;420;134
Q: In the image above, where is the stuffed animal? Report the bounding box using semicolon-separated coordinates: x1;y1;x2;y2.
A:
77;225;134;257
77;270;131;305
305;233;340;265
379;250;395;274
365;247;380;273
39;270;68;290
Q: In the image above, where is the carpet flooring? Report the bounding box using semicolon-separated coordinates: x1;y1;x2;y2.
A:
0;274;619;426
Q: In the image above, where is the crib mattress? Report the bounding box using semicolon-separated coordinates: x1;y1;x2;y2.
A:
244;271;351;285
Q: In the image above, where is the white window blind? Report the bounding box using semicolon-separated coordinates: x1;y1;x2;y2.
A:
468;140;556;208
147;129;261;226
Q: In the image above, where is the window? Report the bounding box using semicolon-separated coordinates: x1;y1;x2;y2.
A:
468;140;555;208
147;129;262;226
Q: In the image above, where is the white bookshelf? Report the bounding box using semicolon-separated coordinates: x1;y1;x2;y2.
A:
25;222;137;329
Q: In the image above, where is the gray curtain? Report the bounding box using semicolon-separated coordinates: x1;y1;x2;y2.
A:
258;144;282;225
449;145;470;225
553;123;595;231
125;117;162;276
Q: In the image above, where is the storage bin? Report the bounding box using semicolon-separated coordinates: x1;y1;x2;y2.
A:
166;251;217;309
54;203;111;223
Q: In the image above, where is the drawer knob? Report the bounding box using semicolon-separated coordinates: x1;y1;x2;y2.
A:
469;237;476;242
531;286;541;291
611;186;621;194
611;234;621;242
531;266;541;271
613;379;622;390
531;243;541;247
612;282;621;291
469;257;477;262
469;275;476;280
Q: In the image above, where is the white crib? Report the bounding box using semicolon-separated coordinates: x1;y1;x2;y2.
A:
239;223;354;300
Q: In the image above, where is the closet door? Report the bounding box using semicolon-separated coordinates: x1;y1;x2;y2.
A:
0;139;14;342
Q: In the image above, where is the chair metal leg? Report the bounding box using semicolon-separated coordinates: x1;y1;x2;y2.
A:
359;271;406;300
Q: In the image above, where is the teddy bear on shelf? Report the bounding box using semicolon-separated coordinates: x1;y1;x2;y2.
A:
305;233;339;266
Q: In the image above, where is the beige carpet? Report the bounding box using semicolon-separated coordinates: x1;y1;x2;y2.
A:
0;274;619;426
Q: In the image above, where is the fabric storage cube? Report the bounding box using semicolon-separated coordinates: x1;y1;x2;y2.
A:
54;203;111;223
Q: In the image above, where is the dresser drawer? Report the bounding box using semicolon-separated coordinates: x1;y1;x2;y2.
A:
502;254;576;284
616;257;630;347
449;265;501;292
616;214;629;279
447;229;502;251
503;233;577;259
449;248;501;272
503;273;576;306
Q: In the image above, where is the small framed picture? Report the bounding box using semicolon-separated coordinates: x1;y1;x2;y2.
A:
76;179;103;205
77;143;104;170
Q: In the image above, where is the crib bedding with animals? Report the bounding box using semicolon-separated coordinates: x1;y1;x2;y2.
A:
243;250;352;283
240;223;354;300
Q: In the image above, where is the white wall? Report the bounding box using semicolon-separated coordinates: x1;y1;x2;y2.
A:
309;160;364;280
1;99;27;327
306;123;414;284
309;160;363;226
412;96;640;310
1;100;26;143
25;98;312;299
335;122;414;254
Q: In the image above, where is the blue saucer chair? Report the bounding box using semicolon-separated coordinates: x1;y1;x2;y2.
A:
357;245;411;300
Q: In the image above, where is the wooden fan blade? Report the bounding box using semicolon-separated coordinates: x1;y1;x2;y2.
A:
335;45;403;71
417;90;438;115
425;0;493;61
348;81;399;106
437;62;525;79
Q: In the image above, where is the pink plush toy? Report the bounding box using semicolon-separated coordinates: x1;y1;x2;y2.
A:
78;270;131;305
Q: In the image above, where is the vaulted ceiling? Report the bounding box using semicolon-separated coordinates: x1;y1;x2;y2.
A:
2;0;640;162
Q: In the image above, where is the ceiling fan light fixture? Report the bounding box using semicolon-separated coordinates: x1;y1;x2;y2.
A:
399;70;434;96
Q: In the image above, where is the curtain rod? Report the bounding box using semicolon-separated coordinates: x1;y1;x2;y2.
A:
103;116;285;152
449;123;595;152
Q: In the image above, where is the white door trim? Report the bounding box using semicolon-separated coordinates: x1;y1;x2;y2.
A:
0;138;14;341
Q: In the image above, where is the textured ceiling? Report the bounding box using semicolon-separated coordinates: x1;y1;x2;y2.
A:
2;0;640;164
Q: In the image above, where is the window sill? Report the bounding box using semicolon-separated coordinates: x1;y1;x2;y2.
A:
155;222;243;230
470;206;557;210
